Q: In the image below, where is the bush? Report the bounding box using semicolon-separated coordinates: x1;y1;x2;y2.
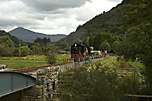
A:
48;52;56;64
58;66;124;101
58;57;144;101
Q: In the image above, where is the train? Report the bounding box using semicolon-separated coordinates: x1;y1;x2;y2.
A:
71;42;90;62
71;42;105;62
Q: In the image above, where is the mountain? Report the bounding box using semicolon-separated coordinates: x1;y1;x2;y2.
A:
9;27;66;43
59;0;151;46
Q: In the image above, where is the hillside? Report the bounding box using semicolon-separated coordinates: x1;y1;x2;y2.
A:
59;0;151;46
0;30;20;56
0;30;20;46
10;27;66;43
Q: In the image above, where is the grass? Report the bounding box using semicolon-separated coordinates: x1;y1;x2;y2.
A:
95;56;120;68
95;56;145;69
0;55;48;69
56;54;71;64
0;55;143;70
0;54;71;70
128;60;145;69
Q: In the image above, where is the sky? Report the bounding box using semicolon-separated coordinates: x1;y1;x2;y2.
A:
0;0;122;35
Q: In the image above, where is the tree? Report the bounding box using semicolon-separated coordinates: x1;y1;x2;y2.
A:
115;24;152;93
100;40;111;51
0;35;15;56
19;46;31;56
92;32;114;50
34;37;51;46
83;36;90;46
112;40;121;54
31;43;43;55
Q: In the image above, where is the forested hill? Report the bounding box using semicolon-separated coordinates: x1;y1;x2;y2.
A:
0;30;20;56
59;0;151;46
0;30;20;46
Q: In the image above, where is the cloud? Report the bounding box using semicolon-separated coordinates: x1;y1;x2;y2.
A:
0;0;122;35
21;0;91;11
107;0;122;2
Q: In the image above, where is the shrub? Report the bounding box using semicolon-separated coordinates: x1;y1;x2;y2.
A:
58;57;144;101
48;52;56;64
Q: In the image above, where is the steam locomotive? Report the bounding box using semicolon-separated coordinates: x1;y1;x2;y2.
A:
71;42;91;62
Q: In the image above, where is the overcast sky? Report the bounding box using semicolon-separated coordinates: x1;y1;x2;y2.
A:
0;0;122;35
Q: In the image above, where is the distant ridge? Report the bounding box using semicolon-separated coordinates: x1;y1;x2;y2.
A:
9;27;66;43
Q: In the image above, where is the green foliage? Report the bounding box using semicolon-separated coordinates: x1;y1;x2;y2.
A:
119;72;144;94
116;40;138;59
59;68;123;101
83;36;90;46
48;53;70;65
0;30;59;56
115;23;152;91
84;32;114;50
112;23;151;58
93;32;114;50
0;30;22;56
34;37;51;46
128;59;145;69
0;34;15;56
58;56;144;101
112;40;121;54
31;42;58;55
19;46;31;56
0;36;15;47
100;40;111;51
144;54;152;93
31;43;43;55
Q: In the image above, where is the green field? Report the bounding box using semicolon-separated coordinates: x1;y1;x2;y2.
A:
0;54;71;69
0;55;48;69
